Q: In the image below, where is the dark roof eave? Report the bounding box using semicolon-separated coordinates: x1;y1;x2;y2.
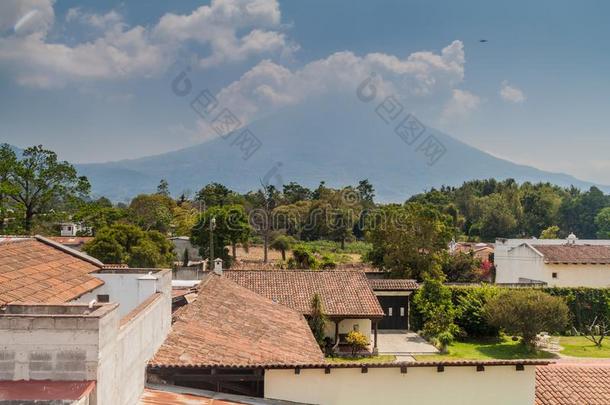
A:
148;359;552;371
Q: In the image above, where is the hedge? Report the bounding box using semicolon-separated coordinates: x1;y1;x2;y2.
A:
410;285;610;337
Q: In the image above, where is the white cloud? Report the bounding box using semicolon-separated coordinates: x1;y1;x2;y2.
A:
66;8;124;31
500;80;526;103
196;40;467;135
0;0;54;35
440;89;481;122
0;0;293;88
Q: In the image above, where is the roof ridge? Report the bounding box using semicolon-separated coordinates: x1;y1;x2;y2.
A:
34;235;103;268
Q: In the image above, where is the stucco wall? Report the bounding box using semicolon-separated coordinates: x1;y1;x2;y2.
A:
265;365;536;405
542;264;610;287
323;319;372;342
96;293;171;405
77;270;171;318
495;243;610;287
495;244;545;283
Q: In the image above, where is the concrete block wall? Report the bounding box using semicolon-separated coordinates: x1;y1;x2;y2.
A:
0;304;117;382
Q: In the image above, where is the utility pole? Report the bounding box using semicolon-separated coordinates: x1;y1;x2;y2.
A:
209;216;216;263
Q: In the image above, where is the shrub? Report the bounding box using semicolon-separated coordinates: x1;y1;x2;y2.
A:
454;285;500;337
345;331;369;356
484;289;569;348
308;293;327;348
290;245;319;269
413;277;459;352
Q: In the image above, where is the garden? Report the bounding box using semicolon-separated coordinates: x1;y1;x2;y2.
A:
412;282;610;361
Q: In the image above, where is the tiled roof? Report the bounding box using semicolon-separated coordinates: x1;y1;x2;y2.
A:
368;279;419;291
532;244;610;264
0;380;95;401
0;237;103;305
149;274;324;368
224;270;384;318
140;388;241;404
536;364;610;405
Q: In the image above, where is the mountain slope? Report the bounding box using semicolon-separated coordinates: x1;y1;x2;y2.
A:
76;95;607;202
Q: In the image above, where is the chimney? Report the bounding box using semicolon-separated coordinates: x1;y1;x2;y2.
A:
567;232;577;245
213;258;223;275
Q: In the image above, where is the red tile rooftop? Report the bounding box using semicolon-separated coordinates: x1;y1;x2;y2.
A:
536;363;610;405
0;380;95;401
150;273;324;368
0;236;104;305
368;278;419;291
139;388;243;405
224;270;384;318
532;244;610;264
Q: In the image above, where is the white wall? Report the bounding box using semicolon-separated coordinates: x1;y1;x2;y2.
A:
96;293;171;405
265;366;536;405
495;242;610;287
495;243;545;284
1;270;172;405
78;270;170;318
324;319;372;342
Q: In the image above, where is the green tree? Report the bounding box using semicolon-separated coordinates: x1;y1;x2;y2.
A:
0;144;17;232
329;208;354;249
156;179;170;196
270;234;296;261
365;203;452;279
282;182;312;204
195;183;239;207
540;225;560;239
83;234;125;264
473;194;517;241
83;224;174;267
595;207;610;239
454;285;500;337
519;185;561;237
413;277;459;352
3;145;90;232
441;252;481;282
73;198;127;235
129;194;175;233
308;293;327;348
484;289;569;348
191;205;251;265
356;179;375;205
559;187;608;238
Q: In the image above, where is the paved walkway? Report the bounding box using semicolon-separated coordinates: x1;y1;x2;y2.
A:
376;330;439;355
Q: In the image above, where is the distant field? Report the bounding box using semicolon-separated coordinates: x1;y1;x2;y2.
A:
233;241;371;264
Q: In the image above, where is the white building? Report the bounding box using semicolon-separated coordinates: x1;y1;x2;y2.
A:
495;234;610;287
0;235;172;405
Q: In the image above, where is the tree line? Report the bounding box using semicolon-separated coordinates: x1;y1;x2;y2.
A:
3;145;610;276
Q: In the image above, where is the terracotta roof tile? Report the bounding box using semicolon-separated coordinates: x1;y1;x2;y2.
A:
0;238;103;305
139;388;242;404
224;270;384;318
536;364;610;405
368;279;419;291
150;274;324;368
532;244;610;264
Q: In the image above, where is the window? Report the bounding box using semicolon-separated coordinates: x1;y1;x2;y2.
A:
388;307;393;316
552;272;558;279
97;294;110;303
400;307;405;317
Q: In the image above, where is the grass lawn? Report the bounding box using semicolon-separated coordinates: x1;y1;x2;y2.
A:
414;337;556;361
560;336;610;358
326;355;396;364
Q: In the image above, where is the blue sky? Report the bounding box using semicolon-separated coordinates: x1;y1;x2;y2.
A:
1;0;610;184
